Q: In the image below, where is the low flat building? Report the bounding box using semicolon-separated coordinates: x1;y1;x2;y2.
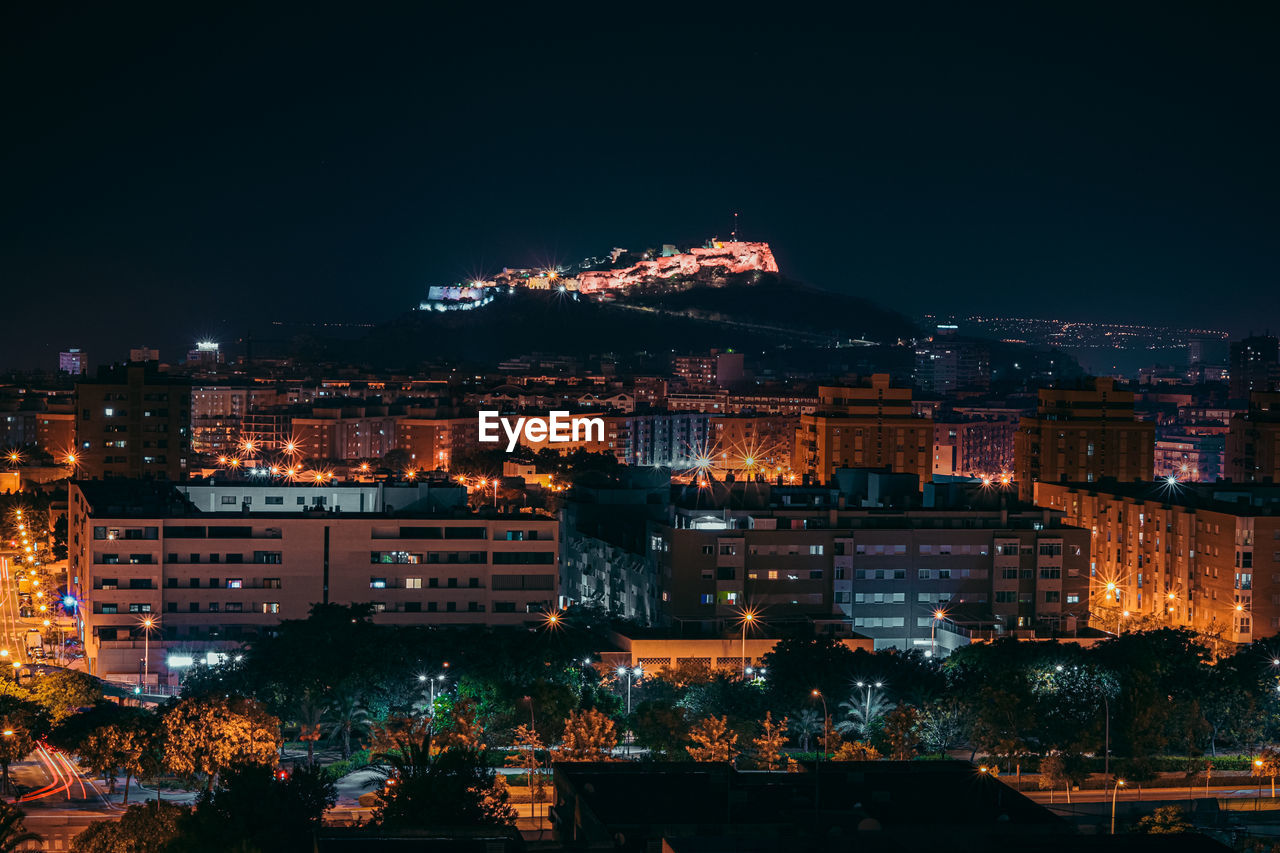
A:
656;482;1089;653
69;480;559;684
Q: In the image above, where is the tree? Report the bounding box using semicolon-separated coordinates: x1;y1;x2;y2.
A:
170;764;337;853
0;803;40;853
71;800;187;853
294;689;327;768
967;687;1033;770
435;697;484;751
761;634;858;708
882;704;920;760
831;740;880;761
375;741;515;829
1135;805;1193;834
631;702;690;757
791;708;822;753
0;694;50;795
918;700;966;755
325;689;370;759
560;709;617;760
836;690;890;739
30;670;103;722
1255;747;1280;797
751;712;789;771
505;724;547;815
686;716;739;763
162;695;282;791
1039;751;1087;803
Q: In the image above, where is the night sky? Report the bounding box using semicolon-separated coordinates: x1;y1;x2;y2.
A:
2;5;1276;370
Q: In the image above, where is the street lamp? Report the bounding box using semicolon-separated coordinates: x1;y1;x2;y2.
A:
854;680;883;737
931;608;948;658
737;607;758;677
1110;778;1126;834
138;615;158;687
418;672;447;712
617;665;643;716
618;665;642;757
811;689;829;813
811;689;830;755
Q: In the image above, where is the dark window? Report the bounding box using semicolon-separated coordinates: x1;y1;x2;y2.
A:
492;552;555;565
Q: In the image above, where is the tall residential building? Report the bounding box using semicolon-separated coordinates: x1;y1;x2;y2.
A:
710;415;797;476
793;375;933;485
1230;335;1280;401
1155;433;1224;482
59;349;88;375
1227;392;1280;483
74;363;191;480
1036;480;1280;644
1014;379;1154;501
69;480;558;683
291;404;399;461
185;341;224;366
672;350;745;389
130;346;161;363
913;326;991;394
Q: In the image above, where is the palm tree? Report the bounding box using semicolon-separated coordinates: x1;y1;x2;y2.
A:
836;691;891;739
792;708;823;753
0;802;41;852
295;689;328;768
326;692;371;759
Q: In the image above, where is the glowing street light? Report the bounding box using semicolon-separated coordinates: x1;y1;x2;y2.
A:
931;608;948;658
737;607;759;677
138;615;159;688
617;665;643;718
1111;779;1126;834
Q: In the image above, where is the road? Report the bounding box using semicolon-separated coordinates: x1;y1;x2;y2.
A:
1026;783;1280;804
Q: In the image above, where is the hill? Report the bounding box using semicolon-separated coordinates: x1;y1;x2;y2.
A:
302;274;918;370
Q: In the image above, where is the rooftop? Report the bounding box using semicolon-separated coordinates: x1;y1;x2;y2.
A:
1045;478;1280;516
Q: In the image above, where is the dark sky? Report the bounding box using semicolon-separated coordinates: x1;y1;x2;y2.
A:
2;4;1276;370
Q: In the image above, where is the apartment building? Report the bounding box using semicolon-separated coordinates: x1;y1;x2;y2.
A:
74;363;191;480
654;488;1089;653
932;418;1018;478
710;415;797;476
1036;480;1280;645
672;350;744;389
1014;379;1154;501
794;375;933;485
1227;393;1280;483
69;481;559;683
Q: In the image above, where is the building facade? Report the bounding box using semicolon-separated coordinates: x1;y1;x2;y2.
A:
1227;393;1280;484
794;375;933;485
1035;480;1280;645
74;363;191;481
1014;379;1154;501
59;349;88;375
69;481;559;683
655;498;1089;653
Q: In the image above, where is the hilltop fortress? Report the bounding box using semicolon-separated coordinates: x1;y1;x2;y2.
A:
575;240;778;293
